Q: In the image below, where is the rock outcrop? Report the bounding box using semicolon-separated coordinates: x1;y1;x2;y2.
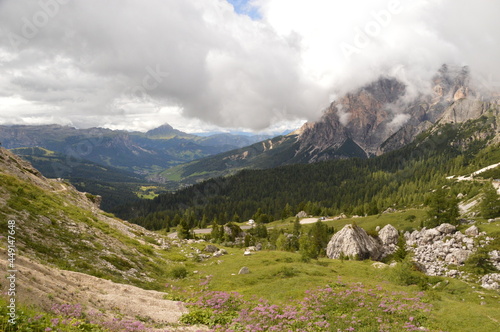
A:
296;211;308;218
379;224;399;246
405;224;493;278
481;273;500;290
326;224;383;260
378;224;399;256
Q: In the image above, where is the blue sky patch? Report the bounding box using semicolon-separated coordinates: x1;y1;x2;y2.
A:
226;0;261;20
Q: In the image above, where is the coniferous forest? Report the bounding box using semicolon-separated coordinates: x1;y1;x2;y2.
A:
116;118;500;231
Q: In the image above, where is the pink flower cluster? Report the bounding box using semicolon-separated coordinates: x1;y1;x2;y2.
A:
187;281;433;332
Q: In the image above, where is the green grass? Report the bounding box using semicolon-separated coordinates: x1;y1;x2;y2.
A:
159;164;187;182
269;209;427;234
3;159;500;331
164;245;500;331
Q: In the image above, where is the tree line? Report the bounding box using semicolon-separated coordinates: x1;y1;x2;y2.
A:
114;119;500;231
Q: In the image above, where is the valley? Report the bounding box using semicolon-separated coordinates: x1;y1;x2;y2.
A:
2;1;500;331
1;72;500;332
1;101;500;331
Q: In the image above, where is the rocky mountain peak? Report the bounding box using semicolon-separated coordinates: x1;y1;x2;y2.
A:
146;123;191;138
294;65;487;161
295;77;408;160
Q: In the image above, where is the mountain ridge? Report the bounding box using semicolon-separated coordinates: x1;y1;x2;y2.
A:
158;66;499;186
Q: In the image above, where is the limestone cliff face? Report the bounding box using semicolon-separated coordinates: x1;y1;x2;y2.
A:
296;78;406;160
295;66;481;161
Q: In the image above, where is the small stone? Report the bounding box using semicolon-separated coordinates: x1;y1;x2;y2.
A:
204;245;219;253
372;262;388;269
238;266;250;275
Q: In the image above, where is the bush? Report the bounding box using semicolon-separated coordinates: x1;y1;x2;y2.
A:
405;214;417;222
463;248;497;275
169;266;188;279
390;257;431;290
274;266;297;278
179;309;236;327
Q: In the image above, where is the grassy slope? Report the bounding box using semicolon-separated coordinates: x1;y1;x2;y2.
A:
1;147;500;331
164;231;500;332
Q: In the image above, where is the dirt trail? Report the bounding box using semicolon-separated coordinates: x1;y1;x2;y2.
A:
0;249;203;330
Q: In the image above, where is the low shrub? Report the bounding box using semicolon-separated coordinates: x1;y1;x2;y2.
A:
169;266;188;279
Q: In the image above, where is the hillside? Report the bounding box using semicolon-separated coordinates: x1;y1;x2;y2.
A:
0;147;196;330
9;147;153;211
158;67;500;187
1;135;500;332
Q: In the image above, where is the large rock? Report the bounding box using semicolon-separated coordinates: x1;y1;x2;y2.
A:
437;223;456;234
238;267;250;275
445;249;471;265
465;225;479;237
378;224;399;246
422;228;441;243
326;224;383;260
296;211;308;218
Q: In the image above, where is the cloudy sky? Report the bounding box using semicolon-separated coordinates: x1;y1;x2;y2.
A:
0;0;499;133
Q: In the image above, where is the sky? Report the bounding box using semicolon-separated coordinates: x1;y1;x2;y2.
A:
0;0;499;133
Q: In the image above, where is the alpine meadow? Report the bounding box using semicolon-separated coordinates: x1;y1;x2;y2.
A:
1;1;500;332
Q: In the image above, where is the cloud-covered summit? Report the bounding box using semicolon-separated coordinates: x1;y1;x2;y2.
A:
0;0;499;132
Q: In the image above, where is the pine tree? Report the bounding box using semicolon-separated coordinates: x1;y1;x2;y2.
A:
177;218;191;239
210;221;222;243
426;188;459;227
480;184;500;219
299;235;318;260
292;217;301;236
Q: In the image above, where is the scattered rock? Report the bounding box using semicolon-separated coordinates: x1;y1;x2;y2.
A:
405;224;492;278
204;245;219;253
481;273;500;290
243;250;252;256
372;262;388;269
238;266;250;275
383;207;397;214
489;250;500;270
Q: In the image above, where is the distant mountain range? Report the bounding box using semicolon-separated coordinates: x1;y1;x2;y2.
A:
0;123;272;176
0;123;274;208
159;65;500;187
